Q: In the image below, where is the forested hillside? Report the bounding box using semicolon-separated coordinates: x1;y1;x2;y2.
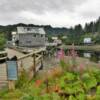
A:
0;17;100;44
0;24;69;40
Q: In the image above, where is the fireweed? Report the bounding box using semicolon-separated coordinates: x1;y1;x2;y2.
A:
58;44;78;72
56;49;67;70
67;44;78;72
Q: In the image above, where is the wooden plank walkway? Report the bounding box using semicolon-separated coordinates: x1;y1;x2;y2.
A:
0;48;26;89
0;48;46;89
0;63;8;89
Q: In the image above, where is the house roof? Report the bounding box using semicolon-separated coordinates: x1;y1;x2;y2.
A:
17;27;46;34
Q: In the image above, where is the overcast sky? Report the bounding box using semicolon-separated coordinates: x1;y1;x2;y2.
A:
0;0;100;27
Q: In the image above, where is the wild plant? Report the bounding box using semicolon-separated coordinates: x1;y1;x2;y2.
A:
67;43;78;72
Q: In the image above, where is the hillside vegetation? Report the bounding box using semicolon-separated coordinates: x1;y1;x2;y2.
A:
0;17;100;45
0;33;6;50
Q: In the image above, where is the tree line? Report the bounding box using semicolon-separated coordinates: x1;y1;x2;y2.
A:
0;17;100;45
61;17;100;45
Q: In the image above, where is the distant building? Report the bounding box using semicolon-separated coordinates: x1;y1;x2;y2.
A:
12;32;18;46
84;52;91;58
54;39;62;45
51;37;58;40
12;27;46;47
83;38;92;44
51;36;62;45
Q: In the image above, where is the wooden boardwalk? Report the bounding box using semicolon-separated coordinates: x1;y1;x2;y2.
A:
0;63;7;89
0;48;46;89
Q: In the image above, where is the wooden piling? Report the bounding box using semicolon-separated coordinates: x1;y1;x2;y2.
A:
19;60;24;75
8;80;15;91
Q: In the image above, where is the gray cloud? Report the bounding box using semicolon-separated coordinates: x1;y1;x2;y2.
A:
0;0;85;13
0;0;99;27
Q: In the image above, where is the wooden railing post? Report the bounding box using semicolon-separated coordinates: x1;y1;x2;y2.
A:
33;54;36;77
8;80;15;91
40;51;44;70
19;60;24;75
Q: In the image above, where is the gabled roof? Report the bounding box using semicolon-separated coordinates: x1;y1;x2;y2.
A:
17;27;46;34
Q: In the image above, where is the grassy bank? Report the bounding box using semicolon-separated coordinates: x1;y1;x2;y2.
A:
60;45;100;52
0;55;100;100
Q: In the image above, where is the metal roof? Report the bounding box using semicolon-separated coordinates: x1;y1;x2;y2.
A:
17;27;46;34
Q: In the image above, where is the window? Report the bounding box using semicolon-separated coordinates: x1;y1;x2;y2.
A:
41;34;43;37
27;28;31;31
33;34;36;37
26;41;31;43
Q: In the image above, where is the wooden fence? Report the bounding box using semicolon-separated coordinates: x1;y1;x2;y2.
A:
17;48;45;79
0;48;46;89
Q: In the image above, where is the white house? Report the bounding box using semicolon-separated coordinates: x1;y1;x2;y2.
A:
51;36;62;45
54;39;62;45
83;38;92;44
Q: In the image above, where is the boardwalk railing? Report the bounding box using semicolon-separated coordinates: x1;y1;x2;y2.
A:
0;48;46;89
17;48;45;79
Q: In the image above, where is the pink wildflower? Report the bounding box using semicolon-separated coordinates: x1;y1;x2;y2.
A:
56;49;65;60
79;64;84;74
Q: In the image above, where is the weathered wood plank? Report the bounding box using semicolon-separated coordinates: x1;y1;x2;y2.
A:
0;48;45;89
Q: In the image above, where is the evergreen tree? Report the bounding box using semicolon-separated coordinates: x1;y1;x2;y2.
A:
97;17;100;33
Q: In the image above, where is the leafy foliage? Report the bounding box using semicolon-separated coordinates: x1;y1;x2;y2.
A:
15;69;28;89
1;58;100;99
0;33;6;50
96;86;100;99
82;73;97;91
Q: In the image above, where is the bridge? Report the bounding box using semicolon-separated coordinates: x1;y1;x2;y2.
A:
0;47;46;89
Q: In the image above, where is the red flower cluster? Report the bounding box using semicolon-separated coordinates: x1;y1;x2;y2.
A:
35;79;42;87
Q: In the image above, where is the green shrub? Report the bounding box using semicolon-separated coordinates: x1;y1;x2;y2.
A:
76;93;86;100
60;60;67;69
82;73;97;91
96;86;100;99
0;89;22;100
0;33;6;50
15;69;28;89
